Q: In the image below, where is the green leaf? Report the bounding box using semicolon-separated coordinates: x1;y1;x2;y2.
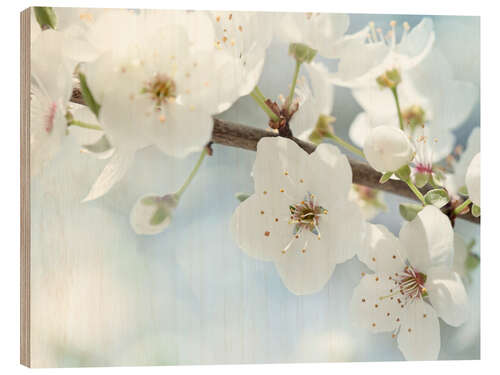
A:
379;172;393;184
471;204;481;217
414;172;429;188
79;73;101;117
150;206;168;225
399;203;423;221
34;7;57;29
424;189;449;208
235;192;250;202
141;196;158;206
466;253;480;271
395;165;411;182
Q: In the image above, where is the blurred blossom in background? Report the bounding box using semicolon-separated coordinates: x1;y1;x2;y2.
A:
30;11;479;367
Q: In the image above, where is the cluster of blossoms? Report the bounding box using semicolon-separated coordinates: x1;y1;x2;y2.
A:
31;8;480;361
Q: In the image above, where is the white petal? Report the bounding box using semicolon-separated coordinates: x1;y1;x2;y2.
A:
358;224;406;273
274;231;337;295
452;233;469;280
426;267;469;327
82;149;135;202
465;153;480;207
397;300;440;361
399;205;454;272
350;273;402;333
349;112;373;148
305;62;334;115
397;18;435;68
230;194;290;262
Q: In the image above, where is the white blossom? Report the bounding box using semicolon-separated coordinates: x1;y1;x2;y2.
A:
363;126;414;173
276;12;350;59
30;30;74;177
465;153;480;207
352;206;468;360
81;11;240;201
331;18;435;87
231;137;364;295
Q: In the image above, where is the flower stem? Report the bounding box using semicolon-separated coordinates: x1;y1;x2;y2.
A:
68;120;102;131
405;179;426;205
454;198;472;215
287;60;302;107
175;148;208;198
326;134;365;159
391;87;404;131
250;88;280;122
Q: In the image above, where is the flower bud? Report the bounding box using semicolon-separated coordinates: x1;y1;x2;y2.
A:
465;152;480;207
289;43;318;64
130;194;179;235
363;126;414;173
376;68;401;89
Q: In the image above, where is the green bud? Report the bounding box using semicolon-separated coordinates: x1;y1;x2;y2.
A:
424;188;449;208
34;7;57;30
376;68;401;89
399;203;423;221
289;43;318;64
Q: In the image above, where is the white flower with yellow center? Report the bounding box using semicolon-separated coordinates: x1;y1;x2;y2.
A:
276;12;350;59
352;206;468;360
30;30;74;177
231;137;364;295
81;11;238;201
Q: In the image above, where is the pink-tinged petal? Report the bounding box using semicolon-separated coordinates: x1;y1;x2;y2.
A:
82;149;135;202
399;205;454;272
426;267;468;327
350;273;402;333
358;224;406;273
397;300;440;361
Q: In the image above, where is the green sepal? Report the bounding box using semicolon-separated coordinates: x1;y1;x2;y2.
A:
471;204;480;217
150;206;168;225
424;188;449;208
235;192;250;202
414;172;429;188
399;203;423;221
78;72;101;117
34;7;57;29
379;172;393;184
395;165;411;182
430;169;445;187
458;185;469;196
288;43;317;64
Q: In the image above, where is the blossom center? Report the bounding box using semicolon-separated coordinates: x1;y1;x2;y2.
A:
142;73;176;108
289;192;327;238
396;266;427;301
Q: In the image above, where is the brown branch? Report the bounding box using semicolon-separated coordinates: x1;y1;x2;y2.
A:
70;91;479;224
212;118;479;224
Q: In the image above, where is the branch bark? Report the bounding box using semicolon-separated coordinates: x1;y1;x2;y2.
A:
212;118;479;224
70;92;479;224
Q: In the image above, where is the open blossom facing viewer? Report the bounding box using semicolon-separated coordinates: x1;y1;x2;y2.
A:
352;206;468;360
231;137;364;295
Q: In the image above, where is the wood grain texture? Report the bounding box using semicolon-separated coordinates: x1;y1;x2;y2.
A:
20;7;31;368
